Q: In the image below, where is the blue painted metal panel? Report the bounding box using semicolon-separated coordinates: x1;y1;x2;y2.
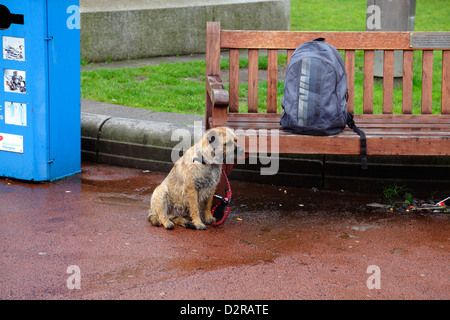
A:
0;0;80;181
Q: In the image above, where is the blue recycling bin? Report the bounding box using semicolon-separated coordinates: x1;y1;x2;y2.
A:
0;0;80;181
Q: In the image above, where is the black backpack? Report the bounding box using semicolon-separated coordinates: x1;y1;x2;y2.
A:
280;38;367;169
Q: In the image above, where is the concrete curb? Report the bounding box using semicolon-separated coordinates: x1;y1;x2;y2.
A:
81;112;200;172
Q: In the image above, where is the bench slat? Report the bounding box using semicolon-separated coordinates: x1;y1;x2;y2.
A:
421;50;434;114
227;124;450;134
354;114;450;124
236;128;450;137
227;121;450;131
267;49;278;113
221;31;411;50
224;113;450;131
402;50;414;114
345;50;355;113
363;50;374;114
248;49;259;113
442;50;450;114
237;133;449;156
383;50;394;114
229;49;240;113
226;124;450;136
226;113;450;122
287;49;295;65
341;129;450;135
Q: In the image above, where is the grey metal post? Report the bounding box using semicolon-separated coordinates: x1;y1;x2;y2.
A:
366;0;416;78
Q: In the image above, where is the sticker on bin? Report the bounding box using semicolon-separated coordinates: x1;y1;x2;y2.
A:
2;36;25;61
4;101;27;126
4;69;26;94
0;132;23;153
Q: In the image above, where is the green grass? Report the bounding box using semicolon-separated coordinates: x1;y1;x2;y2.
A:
81;0;450;115
82;61;207;114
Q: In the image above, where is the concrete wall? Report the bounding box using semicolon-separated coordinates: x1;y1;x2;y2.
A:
80;0;291;62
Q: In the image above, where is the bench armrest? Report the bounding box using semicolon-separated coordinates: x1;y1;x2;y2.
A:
206;75;229;107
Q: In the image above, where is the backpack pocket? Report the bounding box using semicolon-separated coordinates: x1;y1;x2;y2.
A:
295;57;326;127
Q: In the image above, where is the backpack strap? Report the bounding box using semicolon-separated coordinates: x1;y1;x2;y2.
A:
346;112;368;169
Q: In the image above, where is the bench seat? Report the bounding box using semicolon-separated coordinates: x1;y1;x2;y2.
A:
210;113;450;156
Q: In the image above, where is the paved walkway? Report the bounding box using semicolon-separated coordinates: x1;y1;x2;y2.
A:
81;53;208;71
81;98;204;126
2;162;448;300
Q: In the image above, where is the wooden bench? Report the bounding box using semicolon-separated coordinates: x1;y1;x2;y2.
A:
205;22;450;169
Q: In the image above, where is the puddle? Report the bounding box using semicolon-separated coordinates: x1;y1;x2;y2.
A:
349;224;382;232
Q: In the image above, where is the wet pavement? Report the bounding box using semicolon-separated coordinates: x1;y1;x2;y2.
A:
1;162;448;300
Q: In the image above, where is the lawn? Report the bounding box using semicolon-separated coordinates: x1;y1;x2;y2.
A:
82;61;208;114
81;0;450;115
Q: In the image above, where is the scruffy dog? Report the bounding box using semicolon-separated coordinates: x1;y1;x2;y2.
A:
148;127;241;230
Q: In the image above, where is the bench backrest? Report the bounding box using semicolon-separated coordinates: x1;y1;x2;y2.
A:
206;22;450;118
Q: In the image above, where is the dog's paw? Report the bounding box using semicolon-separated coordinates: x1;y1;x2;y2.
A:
163;221;175;230
194;222;207;230
148;214;161;227
204;216;216;225
184;222;196;229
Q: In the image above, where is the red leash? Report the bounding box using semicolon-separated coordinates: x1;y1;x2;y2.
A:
211;170;232;226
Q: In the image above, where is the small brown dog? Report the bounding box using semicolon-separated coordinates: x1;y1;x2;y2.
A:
148;126;241;230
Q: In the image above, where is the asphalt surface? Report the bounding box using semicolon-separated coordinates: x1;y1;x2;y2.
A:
1;162;448;300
